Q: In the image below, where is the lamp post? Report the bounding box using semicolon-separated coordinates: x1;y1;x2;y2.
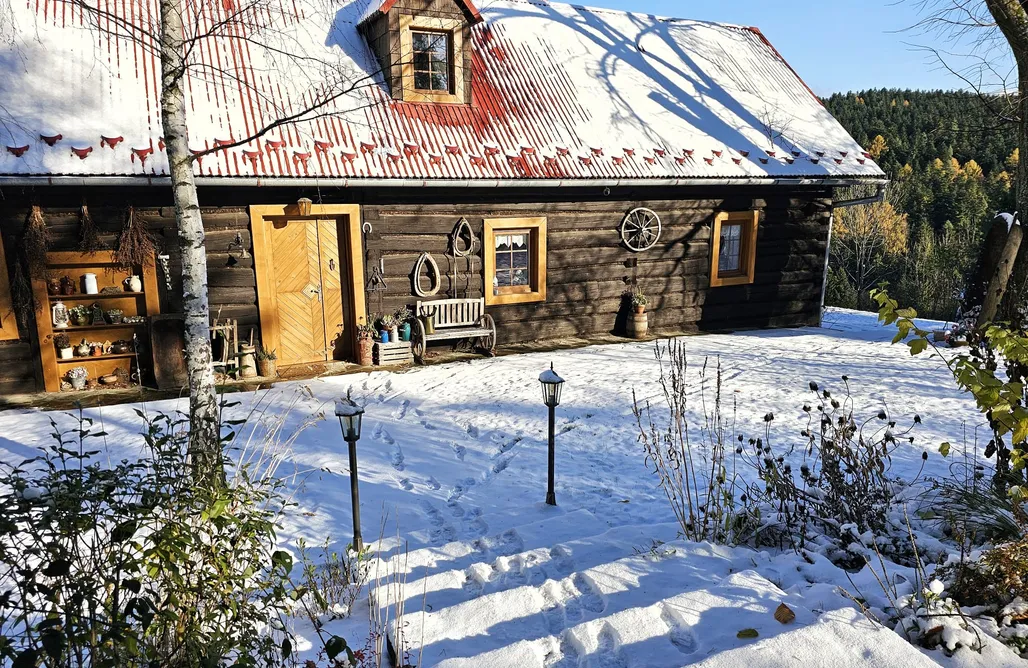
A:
539;362;565;506
335;399;366;551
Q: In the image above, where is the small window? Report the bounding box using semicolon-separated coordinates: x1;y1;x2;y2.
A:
412;31;451;93
710;211;759;287
484;217;547;305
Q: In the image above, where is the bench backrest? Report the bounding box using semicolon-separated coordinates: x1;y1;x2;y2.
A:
416;298;484;329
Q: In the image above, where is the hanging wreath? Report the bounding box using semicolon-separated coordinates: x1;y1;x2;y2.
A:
24;205;50;277
114;206;158;269
412;252;442;297
620;207;662;252
78;201;107;253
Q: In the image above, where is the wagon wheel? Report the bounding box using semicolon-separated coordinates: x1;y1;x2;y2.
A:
412;318;427;363
620;207;662;252
477;314;497;356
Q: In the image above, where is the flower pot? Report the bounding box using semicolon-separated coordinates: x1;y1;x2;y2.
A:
58;347;73;360
239;344;258;379
400;322;412;342
258;358;277;378
379;329;390;344
390;325;399;343
69;375;87;391
106;310;123;324
124;275;142;293
633;305;645;314
358;338;373;366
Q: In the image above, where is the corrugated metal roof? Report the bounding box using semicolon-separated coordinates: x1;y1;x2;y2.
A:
0;0;885;182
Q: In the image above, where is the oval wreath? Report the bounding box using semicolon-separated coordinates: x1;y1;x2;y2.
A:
412;252;442;297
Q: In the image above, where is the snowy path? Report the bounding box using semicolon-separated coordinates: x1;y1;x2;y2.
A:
0;309;1023;666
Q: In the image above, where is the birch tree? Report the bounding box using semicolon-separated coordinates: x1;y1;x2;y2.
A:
10;0;380;484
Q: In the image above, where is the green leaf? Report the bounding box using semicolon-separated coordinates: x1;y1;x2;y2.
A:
271;550;293;573
281;636;292;659
939;442;951;458
325;635;349;659
42;559;71;578
737;628;759;639
908;338;928;355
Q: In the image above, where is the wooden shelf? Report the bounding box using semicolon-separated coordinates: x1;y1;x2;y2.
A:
48;292;145;301
57;353;137;364
55;323;146;332
33;250;160;393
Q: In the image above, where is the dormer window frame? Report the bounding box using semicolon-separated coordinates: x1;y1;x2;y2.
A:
399;15;466;104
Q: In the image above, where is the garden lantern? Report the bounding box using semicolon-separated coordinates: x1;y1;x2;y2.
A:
336;399;365;551
539;363;565;506
297;197;313;217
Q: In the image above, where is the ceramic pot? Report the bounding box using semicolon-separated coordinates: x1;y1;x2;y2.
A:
83;273;99;295
634;304;645;314
57;347;73;360
106;310;123;324
70;375;87;391
124;275;142;293
47;278;61;295
111;342;130;355
379;329;390;344
358;338;373;366
75;342;90;357
390;325;399;343
400;322;412;342
239;344;257;379
60;276;76;295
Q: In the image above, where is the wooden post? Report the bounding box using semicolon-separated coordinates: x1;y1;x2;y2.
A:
978;220;1024;328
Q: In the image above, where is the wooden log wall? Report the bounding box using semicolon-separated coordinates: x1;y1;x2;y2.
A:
362;193;833;345
0;202;255;394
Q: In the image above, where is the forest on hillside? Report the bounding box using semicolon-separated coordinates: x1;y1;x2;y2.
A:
821;89;1023;322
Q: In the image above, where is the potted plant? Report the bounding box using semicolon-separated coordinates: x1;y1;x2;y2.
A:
394;306;414;342
70;306;89;327
67;366;88;391
630;290;648;314
379;314;396;344
357;323;375;366
53;333;73;360
105;308;124;324
256;344;278;378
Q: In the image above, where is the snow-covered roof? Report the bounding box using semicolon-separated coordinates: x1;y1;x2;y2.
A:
0;0;885;184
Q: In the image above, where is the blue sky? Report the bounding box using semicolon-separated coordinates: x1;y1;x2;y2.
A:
580;0;1009;95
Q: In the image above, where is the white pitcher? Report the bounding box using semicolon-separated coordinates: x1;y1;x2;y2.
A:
83;273;99;295
124;275;142;292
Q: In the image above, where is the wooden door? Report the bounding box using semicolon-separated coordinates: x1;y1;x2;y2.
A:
265;219;346;366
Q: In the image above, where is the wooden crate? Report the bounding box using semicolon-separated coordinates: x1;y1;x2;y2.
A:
373;341;413;366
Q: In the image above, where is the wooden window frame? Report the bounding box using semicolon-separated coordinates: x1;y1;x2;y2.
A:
0;232;19;341
484;217;547;306
410;29;453;94
709;210;759;288
399;15;465;104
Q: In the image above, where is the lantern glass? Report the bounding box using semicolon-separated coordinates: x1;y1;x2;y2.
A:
297;197;313;217
335;400;365;441
539;364;565;408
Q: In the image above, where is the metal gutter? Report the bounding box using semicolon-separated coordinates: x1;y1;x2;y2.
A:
833;184;887;208
0;175;891;188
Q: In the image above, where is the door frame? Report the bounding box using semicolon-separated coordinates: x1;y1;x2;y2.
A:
249;204;367;365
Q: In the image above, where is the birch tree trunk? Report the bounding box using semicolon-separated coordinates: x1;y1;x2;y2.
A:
159;0;221;485
984;0;1028;326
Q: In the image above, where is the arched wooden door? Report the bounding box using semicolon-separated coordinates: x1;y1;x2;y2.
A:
250;205;366;367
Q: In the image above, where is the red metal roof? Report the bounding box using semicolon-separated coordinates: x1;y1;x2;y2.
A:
0;0;884;183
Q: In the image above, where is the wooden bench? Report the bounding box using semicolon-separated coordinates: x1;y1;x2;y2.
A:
413;298;496;361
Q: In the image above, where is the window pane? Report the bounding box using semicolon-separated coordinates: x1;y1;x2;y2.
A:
512;250;529;269
512;269;529;286
510;233;528;249
414;72;431;91
429;35;448;59
412;32;431;51
494;229;535;292
496;235;512;252
719;223;743;274
413;51;430;72
430;71;449;91
496;252;512;270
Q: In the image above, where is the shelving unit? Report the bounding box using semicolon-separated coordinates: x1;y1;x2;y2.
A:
32;251;160;392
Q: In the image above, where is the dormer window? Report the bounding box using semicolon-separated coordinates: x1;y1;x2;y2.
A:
358;0;482;105
412;31;452;93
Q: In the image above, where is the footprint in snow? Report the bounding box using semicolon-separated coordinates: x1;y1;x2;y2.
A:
547;546;575;578
398;477;414;491
372;423;395;445
426;477;441;491
420;419;436;430
544;633;580;668
595;625;628;668
572;573;604;613
661;608;698;655
451;442;466;461
465;423;480;439
392;399;410;420
390;444;405;471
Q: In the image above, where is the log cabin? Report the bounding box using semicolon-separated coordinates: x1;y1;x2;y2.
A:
0;0;886;395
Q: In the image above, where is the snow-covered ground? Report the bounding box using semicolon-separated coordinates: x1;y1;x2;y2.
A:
1;308;1024;667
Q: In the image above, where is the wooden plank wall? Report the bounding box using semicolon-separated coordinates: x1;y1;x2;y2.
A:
0;203;256;394
362;193;832;344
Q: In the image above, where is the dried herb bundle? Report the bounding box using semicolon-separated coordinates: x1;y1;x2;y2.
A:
114;206;158;269
9;256;32;333
24;206;50;277
78;203;107;253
